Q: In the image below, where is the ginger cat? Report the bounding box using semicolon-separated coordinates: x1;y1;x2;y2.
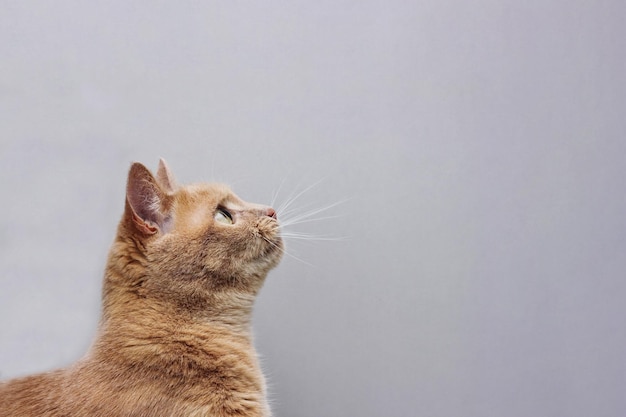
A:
0;160;283;417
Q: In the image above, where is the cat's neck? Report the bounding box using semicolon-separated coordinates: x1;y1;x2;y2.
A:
92;277;260;378
99;232;263;337
100;272;259;337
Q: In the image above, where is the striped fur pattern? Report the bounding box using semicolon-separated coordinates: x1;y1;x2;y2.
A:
0;160;283;416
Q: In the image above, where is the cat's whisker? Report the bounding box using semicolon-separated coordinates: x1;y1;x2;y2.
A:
279;199;349;228
277;215;341;227
280;249;315;267
269;180;347;267
261;235;314;267
280;232;346;242
278;201;327;220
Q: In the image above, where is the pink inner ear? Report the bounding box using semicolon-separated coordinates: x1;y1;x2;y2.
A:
126;162;168;234
131;211;159;235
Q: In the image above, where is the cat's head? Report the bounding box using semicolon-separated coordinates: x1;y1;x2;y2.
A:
107;159;282;314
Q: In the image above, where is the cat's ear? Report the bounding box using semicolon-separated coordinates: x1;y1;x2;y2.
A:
156;158;177;193
125;162;172;235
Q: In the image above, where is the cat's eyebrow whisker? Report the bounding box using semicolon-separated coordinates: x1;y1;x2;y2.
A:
270;178;287;209
276;178;326;215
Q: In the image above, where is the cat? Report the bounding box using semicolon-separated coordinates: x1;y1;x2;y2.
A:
0;159;283;417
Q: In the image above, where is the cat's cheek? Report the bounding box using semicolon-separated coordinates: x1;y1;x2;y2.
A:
203;257;225;275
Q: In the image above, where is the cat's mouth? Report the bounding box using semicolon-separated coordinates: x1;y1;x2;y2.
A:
250;215;283;261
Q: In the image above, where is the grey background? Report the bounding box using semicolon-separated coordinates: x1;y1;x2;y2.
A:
1;2;625;416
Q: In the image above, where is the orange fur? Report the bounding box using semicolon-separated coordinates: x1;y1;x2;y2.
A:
0;160;282;417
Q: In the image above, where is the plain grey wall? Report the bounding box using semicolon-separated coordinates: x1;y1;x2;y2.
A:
1;2;625;416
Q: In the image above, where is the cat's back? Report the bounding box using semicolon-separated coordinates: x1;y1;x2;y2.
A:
0;366;181;417
0;370;66;416
0;365;131;417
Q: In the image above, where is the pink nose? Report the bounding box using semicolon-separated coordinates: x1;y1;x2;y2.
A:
266;208;277;219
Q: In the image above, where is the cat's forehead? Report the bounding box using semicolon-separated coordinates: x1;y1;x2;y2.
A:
180;183;242;205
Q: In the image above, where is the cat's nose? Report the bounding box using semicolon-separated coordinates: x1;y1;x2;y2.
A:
266;208;277;219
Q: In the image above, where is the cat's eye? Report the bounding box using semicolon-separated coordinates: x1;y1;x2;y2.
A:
214;208;233;225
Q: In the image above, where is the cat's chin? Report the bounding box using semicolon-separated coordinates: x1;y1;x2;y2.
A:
263;237;284;262
243;247;282;277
